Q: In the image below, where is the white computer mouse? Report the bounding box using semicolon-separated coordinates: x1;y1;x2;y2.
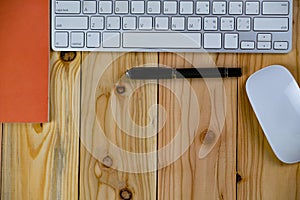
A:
246;65;300;164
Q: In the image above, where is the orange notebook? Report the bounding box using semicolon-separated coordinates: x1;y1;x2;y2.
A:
0;0;49;122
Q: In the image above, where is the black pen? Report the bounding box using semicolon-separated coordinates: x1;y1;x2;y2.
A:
126;67;242;79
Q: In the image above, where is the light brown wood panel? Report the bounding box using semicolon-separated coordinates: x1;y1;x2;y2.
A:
80;52;158;200
1;3;299;199
158;53;237;200
1;52;81;200
237;1;300;199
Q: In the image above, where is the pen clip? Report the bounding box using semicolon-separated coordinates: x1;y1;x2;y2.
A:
225;67;228;78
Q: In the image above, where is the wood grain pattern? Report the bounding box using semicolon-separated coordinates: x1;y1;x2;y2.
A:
80;52;158;200
237;1;300;199
158;53;237;200
1;52;81;200
1;2;300;199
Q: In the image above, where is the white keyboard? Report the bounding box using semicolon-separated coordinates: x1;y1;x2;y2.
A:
52;0;293;53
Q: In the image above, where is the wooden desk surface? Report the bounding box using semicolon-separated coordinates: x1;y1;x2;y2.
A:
1;2;300;199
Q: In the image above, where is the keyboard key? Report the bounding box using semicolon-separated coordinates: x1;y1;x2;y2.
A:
196;1;210;14
147;1;161;14
213;1;226;15
83;1;97;14
221;17;234;31
91;17;104;30
71;32;84;47
229;2;243;15
155;17;169;30
204;33;221;49
254;18;288;31
171;17;185;31
106;16;121;30
56;1;80;14
123;17;137;30
164;1;177;14
257;34;272;41
237;17;250;31
224;33;238;49
274;41;288;50
241;41;255;49
139;17;153;30
99;1;113;13
204;17;218;31
123;32;201;48
103;32;120;47
246;1;259;15
180;1;194;14
131;1;145;14
187;17;201;30
55;32;69;47
56;17;88;30
263;2;289;15
87;32;100;47
115;1;129;14
257;42;271;49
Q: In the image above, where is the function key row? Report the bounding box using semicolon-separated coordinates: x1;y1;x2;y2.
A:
56;1;289;15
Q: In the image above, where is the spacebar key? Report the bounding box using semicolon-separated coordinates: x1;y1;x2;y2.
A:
123;32;201;48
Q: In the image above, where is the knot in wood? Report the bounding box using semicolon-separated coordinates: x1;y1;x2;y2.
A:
200;129;216;144
102;155;113;168
60;52;76;62
120;188;133;200
236;173;242;183
116;85;126;94
32;123;44;134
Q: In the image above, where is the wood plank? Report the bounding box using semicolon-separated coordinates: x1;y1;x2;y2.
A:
158;53;237;200
237;1;300;199
237;54;300;200
1;52;81;199
80;52;158;200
